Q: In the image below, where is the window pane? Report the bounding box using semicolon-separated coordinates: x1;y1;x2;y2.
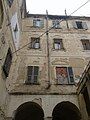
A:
54;43;60;49
27;75;32;81
33;19;43;28
53;20;60;28
36;20;40;27
34;76;38;83
31;38;40;49
54;39;63;50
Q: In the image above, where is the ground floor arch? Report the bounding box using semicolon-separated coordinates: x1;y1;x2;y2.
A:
52;101;81;120
14;101;44;120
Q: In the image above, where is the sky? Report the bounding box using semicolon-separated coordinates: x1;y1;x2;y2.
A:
26;0;90;17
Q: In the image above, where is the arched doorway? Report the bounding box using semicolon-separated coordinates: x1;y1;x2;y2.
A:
14;102;44;120
52;101;81;120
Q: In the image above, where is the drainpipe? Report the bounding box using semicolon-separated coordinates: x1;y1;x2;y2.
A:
65;9;69;29
46;10;51;89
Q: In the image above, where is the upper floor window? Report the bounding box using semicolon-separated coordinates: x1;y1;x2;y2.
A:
56;67;74;84
52;20;60;29
30;37;40;49
7;0;14;7
33;19;44;28
26;66;39;84
73;21;88;30
81;39;90;50
54;39;64;50
3;48;12;78
13;24;18;39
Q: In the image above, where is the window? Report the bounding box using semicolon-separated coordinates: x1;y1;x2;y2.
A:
13;24;18;39
30;37;40;49
52;20;60;29
83;87;90;116
81;39;90;50
76;21;83;29
54;39;64;50
56;67;74;84
0;0;3;28
33;19;44;28
7;0;14;7
73;21;88;30
26;66;39;84
3;48;12;77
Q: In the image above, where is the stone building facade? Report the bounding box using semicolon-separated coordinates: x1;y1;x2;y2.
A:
0;0;90;120
77;61;90;120
0;0;25;119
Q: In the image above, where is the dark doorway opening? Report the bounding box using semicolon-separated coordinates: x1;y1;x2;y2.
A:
14;102;44;120
52;101;81;120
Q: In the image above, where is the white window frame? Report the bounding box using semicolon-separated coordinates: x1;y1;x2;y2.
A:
52;20;60;29
73;21;88;30
33;19;44;28
54;39;64;50
31;37;40;49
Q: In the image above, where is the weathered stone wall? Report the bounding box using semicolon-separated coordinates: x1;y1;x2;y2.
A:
77;64;90;120
7;17;90;94
6;94;79;119
0;0;23;119
0;0;90;120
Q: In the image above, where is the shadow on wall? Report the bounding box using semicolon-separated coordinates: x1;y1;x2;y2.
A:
14;101;44;120
52;101;82;120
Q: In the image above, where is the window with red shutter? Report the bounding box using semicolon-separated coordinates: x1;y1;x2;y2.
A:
56;67;74;84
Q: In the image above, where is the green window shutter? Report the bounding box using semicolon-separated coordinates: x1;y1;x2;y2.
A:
27;66;39;84
27;66;33;82
34;66;39;83
3;48;12;77
68;67;74;83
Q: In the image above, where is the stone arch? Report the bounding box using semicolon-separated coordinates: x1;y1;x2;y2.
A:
0;0;4;28
14;101;44;120
52;101;81;120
